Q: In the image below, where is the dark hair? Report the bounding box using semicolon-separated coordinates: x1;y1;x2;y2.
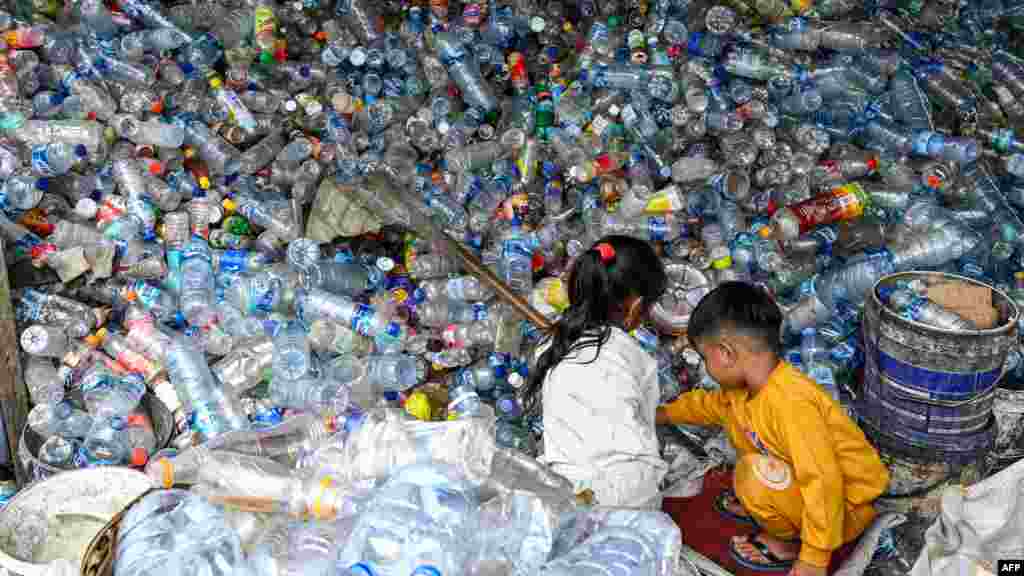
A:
687;281;782;355
522;235;667;417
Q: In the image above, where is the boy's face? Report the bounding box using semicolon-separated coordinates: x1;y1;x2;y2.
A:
693;336;747;390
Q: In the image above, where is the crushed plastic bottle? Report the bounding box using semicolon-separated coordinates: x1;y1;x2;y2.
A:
6;0;1024;570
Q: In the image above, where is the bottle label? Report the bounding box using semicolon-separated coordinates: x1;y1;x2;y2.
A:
248;277;281;314
350;304;376;337
253;6;276;38
992;129;1013;154
442;324;462;348
644;186;684;214
30;147;55;176
472;302;489;321
115;349;158;380
789;182;865;234
648;215;670;242
15;297;43;323
188;400;223;437
217;249;249;273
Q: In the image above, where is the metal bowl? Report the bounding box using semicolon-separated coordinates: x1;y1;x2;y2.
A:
649;263;712;336
0;468;153;576
18;392;175;484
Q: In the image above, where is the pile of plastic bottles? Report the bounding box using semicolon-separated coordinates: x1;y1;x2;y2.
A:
4;0;1024;569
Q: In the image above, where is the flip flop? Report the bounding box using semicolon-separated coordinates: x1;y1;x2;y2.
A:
714;489;757;525
729;532;797;573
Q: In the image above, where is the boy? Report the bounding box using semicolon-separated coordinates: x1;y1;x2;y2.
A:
656;282;889;576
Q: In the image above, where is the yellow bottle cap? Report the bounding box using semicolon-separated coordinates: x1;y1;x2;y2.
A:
198;176;210;190
758;226;773;239
712;255;733;270
404;391;433;421
3;31;15;46
222;198;237;213
209;77;222;89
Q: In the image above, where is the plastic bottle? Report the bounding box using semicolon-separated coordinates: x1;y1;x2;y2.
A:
24;356;64;406
164;333;248;443
887;288;976;331
78;416;148;467
297;288;402;340
20;324;69;358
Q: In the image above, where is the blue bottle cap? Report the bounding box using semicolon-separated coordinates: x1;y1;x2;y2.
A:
74;144;88;157
687;32;705;57
35;178;49;191
348;563;375;576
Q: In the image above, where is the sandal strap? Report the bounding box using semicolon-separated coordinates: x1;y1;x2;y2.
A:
744;534;796;566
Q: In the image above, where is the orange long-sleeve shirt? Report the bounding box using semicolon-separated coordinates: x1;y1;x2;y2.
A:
662;361;889;567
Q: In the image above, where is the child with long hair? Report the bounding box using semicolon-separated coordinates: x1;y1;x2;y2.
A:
522;235;669;508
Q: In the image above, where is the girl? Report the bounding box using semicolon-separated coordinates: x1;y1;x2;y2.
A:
523;235;669;508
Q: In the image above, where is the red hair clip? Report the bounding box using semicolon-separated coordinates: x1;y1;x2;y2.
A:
594;242;616;263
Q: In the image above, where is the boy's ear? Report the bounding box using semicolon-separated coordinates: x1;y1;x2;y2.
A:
717;338;738;366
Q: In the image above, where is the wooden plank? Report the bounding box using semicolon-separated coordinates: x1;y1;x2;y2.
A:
0;239;28;487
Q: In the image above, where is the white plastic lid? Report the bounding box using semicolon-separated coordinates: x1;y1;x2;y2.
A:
376;257;395;272
284;100;298;113
508;372;525;389
75;198;98;219
207;205;223;224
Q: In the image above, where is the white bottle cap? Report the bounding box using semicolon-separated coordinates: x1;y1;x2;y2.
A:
75;198;98;219
207;204;223;224
508;372;525;389
376;257;395;272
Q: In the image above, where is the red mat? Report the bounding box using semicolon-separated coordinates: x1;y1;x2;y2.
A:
663;470;857;576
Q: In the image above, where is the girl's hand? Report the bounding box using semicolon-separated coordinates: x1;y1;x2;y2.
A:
655;406;672;426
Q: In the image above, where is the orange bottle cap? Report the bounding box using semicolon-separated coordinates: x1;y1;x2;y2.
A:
130;447;148;467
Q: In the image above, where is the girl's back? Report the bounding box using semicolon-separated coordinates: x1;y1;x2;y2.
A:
523;236;669;508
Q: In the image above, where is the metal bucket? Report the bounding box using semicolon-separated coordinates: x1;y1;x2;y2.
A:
0;468;152;576
18;392;175;484
858;272;1018;458
990;387;1024;470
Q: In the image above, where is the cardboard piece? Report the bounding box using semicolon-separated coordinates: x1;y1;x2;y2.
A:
951;305;1000;330
926;281;992;310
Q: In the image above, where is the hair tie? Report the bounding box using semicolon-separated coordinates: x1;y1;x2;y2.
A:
594;242;616;264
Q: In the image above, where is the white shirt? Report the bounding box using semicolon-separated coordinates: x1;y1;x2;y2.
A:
538;327;667;508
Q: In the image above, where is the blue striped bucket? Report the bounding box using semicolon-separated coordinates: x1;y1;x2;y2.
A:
857;272;1018;457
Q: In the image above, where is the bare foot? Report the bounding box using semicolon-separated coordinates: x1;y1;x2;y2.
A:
731;533;800;566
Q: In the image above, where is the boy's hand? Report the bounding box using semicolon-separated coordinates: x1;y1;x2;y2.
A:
789;560;827;576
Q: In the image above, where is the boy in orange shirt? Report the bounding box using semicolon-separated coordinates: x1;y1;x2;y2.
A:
656;282;890;576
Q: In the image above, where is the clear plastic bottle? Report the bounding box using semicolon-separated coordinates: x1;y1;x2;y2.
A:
28;142;87;176
416;298;484;328
20;324;69;358
23;356;64;406
164;333;248;443
112;114;185;148
887;288;976;331
297;288;402;340
269;376;350;413
179;237;217;327
273;320;312;383
307;320;374;356
78;416;148;467
303;260;379;297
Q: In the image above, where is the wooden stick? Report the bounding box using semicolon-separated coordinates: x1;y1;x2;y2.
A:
441;235;553;332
